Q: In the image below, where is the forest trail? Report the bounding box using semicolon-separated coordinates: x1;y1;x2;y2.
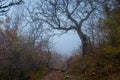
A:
43;70;65;80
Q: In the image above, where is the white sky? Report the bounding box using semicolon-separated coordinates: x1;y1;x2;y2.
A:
52;31;81;56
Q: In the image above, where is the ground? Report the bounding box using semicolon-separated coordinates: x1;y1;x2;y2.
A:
43;70;65;80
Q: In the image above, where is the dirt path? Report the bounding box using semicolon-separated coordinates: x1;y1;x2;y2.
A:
43;70;65;80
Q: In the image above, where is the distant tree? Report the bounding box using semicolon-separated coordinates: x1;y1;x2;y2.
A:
50;51;64;69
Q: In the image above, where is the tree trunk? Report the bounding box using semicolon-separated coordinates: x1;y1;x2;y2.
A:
77;30;91;56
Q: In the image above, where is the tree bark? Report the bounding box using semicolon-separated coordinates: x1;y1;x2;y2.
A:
77;29;91;56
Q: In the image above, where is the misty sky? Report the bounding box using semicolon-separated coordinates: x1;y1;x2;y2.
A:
52;31;80;56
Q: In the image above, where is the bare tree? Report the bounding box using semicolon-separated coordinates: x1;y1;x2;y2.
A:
32;0;103;55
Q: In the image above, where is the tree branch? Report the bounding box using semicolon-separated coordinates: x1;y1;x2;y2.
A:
53;26;77;31
78;8;95;27
0;0;24;10
66;7;78;26
41;18;76;31
70;0;82;15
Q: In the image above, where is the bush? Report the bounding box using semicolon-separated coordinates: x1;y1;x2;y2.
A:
0;26;49;80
